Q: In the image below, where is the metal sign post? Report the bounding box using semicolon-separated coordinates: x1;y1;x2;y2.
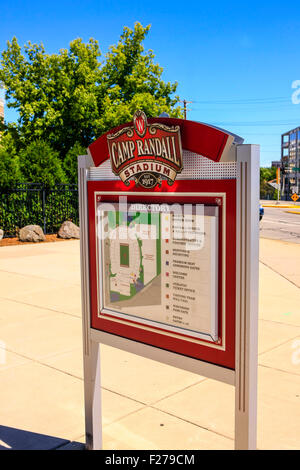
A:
78;114;259;450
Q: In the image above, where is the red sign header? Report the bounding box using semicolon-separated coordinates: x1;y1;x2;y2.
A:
107;110;183;188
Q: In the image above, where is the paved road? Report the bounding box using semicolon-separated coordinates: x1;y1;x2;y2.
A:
260;207;300;243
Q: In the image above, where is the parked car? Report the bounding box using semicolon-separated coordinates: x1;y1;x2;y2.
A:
259;205;264;221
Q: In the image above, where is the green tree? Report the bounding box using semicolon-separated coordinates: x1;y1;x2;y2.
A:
0;37;101;155
0;23;182;159
98;23;182;131
63;141;86;183
19;140;66;186
0;133;22;187
260;167;277;200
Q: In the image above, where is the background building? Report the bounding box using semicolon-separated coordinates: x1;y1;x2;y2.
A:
271;160;281;168
281;126;300;198
0;97;4;120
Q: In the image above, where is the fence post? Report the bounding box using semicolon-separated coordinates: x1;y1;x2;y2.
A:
0;183;79;237
42;186;46;234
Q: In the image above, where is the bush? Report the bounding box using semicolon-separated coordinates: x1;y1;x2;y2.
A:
0;134;23;188
19;140;66;187
63;142;86;184
0;183;79;237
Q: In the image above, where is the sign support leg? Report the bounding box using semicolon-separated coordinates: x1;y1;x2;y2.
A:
78;155;103;450
235;144;259;450
83;341;102;450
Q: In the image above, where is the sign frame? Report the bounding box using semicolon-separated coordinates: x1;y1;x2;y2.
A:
95;200;219;343
78;117;259;451
87;181;236;369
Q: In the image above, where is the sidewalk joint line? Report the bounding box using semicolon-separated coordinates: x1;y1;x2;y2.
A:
258;363;300;378
0;268;80;287
149;405;234;442
0;346;153;408
0;346;85;381
102;404;148;429
53;440;71;450
2;344;149;408
150;378;208;407
259;317;300;328
259;318;300;326
259;260;300;289
258;333;300;357
101;386;147;407
0;296;81;320
70;434;85;442
260;236;300;245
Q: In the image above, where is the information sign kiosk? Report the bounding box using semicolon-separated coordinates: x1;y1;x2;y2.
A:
78;112;259;450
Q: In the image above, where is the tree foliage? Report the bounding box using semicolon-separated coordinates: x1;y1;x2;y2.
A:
63;141;86;184
0;23;182;160
98;24;182;131
0;133;22;187
260;167;277;200
19;140;66;186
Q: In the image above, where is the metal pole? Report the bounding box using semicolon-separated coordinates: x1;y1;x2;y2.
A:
78;155;103;450
42;187;46;234
235;144;259;450
179;99;192;119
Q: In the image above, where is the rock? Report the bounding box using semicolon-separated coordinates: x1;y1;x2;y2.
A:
19;225;46;243
0;229;4;240
58;221;80;239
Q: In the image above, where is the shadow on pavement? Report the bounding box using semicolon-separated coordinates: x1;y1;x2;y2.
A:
0;425;82;450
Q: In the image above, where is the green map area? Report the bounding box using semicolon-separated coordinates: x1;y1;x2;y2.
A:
105;211;161;303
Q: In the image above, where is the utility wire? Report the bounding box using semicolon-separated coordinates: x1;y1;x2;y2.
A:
190;104;297;111
210;119;300;126
193;96;290;104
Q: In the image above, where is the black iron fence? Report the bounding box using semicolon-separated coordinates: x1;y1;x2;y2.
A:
0;183;79;237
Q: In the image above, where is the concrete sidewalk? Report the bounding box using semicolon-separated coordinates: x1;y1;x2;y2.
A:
0;239;299;450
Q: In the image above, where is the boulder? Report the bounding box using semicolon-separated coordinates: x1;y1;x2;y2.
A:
0;229;4;240
19;225;46;243
58;221;80;239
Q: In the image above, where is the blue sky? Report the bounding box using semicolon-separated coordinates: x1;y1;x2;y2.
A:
1;0;300;166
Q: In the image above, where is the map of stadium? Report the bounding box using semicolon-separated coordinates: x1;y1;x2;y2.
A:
102;211;161;305
98;204;219;343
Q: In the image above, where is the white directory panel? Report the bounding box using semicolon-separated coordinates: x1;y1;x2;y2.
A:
97;203;219;342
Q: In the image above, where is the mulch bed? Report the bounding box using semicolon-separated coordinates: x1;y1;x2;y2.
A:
0;234;76;247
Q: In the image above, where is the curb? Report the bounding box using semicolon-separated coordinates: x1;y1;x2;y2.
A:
286;210;300;215
262;204;299;208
